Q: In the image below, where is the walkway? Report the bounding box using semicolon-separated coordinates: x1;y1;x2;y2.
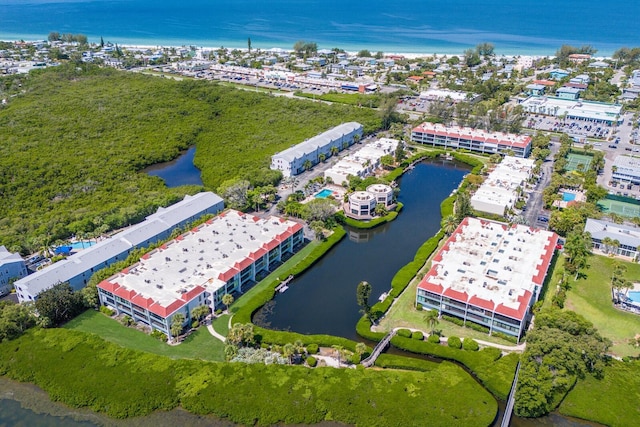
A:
361;329;396;367
501;361;521;427
206;316;227;342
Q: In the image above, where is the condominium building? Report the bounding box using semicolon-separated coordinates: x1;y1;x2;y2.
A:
324;138;398;185
270;122;363;177
14;192;224;302
411;123;532;158
612;155;640;184
97;210;304;338
345;184;395;220
471;156;535;216
416;217;558;340
0;246;27;296
585;218;640;259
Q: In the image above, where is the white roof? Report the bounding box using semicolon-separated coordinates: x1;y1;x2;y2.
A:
102;210;301;309
14;192;223;297
0;246;23;266
273;123;363;163
585;218;640;249
471;157;534;210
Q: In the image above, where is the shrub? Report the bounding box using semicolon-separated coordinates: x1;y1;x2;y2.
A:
415;303;423;311
120;315;133;327
349;354;361;365
467;323;490;334
492;332;518;344
397;329;412;338
150;329;168;342
306;356;317;367
306;343;319;354
448;336;462;349
442;314;464;327
191;320;200;329
427;334;441;344
99;305;115;316
215;309;223;315
411;331;424;341
463;338;479;351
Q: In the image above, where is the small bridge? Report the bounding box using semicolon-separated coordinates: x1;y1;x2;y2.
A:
361;330;397;367
500;361;521;427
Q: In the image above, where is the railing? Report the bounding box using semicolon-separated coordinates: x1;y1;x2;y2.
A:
500;361;521;427
361;329;397;367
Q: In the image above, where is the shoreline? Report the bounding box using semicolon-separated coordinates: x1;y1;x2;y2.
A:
0;33;617;59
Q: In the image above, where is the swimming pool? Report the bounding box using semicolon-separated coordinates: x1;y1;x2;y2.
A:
69;241;95;250
628;291;640;303
563;192;576;202
315;189;334;199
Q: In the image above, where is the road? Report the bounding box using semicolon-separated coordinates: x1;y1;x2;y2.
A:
524;142;558;227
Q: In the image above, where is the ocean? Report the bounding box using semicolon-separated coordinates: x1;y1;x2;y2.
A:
1;0;639;56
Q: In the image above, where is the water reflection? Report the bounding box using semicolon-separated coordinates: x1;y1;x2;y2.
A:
144;146;203;187
255;160;469;339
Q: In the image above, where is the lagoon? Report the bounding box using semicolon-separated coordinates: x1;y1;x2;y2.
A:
144;146;203;188
255;159;468;339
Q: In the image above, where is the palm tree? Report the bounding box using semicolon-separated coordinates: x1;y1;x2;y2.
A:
423;309;439;336
319;153;326;163
303;159;312;171
441;215;458;235
332;345;345;366
170;313;185;341
222;293;234;313
330;146;339;157
601;237;612;254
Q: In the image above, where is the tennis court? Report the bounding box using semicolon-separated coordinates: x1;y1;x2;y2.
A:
565;153;593;172
598;197;640;218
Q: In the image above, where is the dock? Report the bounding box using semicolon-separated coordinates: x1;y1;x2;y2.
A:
275;275;294;293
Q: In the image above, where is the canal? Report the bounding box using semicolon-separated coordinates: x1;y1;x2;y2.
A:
254;159;469;340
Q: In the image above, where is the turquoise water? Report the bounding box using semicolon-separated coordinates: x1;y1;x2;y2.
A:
69;241;95;250
628;291;640;303
1;0;639;55
315;188;334;199
563;192;576;202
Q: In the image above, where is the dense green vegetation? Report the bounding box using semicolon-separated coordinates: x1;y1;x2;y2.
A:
0;328;497;426
0;64;380;252
559;359;640;427
391;336;519;401
515;308;611;418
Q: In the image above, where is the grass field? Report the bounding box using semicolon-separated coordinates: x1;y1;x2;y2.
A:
559;359;640;427
64;310;225;361
559;255;640;357
378;260;518;348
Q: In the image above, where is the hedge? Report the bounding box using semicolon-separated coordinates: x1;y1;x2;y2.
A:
391;335;519;400
427;334;441;344
448;336;462;349
306;356;317;367
374;354;438;372
397;329;412;338
463;338;479;351
411;331;424;341
306;343;319;354
335;202;403;229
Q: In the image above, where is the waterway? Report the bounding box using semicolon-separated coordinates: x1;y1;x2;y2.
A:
144;146;203;188
254;159;468;340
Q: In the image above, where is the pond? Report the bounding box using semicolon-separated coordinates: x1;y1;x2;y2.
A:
254;159;469;340
144;146;203;187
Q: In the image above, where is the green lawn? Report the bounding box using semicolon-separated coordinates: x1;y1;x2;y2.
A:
378;261;518;348
212;313;230;336
561;255;640;357
559;359;640;427
64;310;225;361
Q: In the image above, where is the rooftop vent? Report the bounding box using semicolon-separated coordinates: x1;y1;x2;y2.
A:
156;284;163;289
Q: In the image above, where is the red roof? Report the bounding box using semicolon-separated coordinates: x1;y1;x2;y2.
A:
250;247;268;260
443;287;469;303
533;79;556;87
417;278;444;294
495;290;532;321
532;234;558;285
218;267;239;282
412;123;531;149
468;295;495;311
234;257;253;271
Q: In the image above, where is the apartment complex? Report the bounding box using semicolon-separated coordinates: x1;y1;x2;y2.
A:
14;192;224;302
471;156;535;216
324;137;398;185
416;217;558;340
97;210;304;338
0;246;27;296
411;123;532;158
271;122;363;177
